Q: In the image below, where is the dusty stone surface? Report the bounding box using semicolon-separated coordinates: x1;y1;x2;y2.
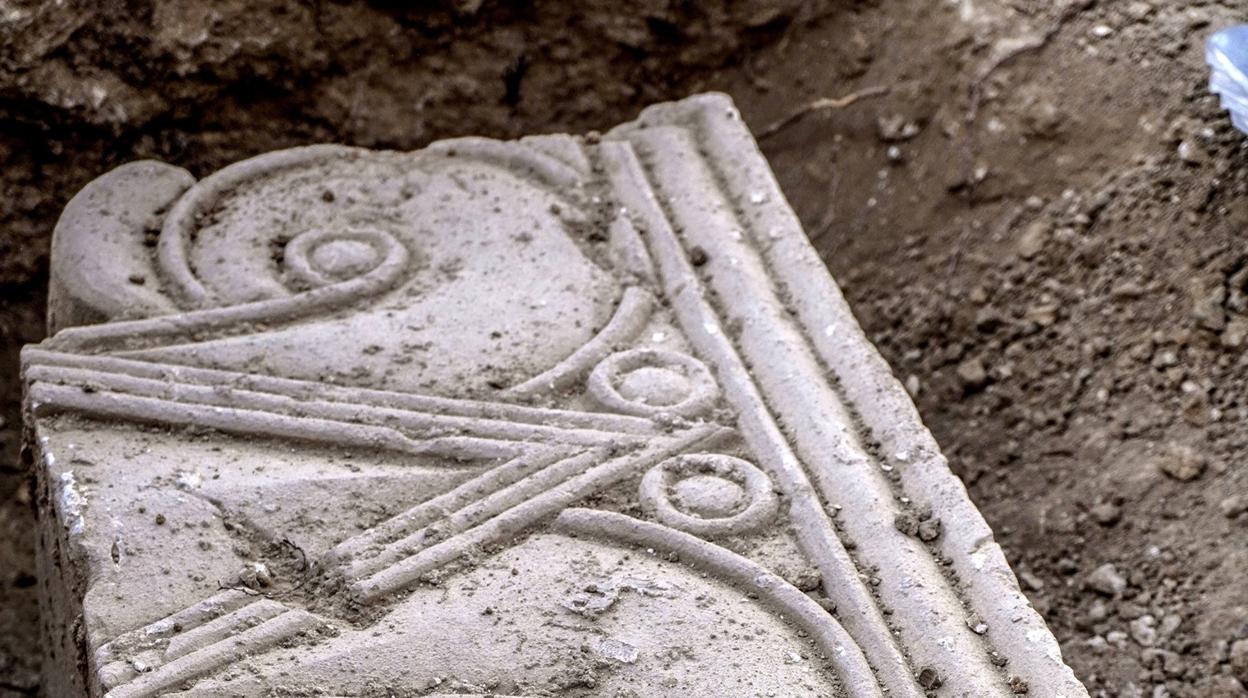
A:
22;93;1086;697
7;3;1248;695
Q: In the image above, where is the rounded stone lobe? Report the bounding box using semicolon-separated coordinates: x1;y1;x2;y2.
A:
310;238;380;279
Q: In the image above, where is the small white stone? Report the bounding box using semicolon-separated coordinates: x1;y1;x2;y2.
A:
176;469;203;489
905;374;921;396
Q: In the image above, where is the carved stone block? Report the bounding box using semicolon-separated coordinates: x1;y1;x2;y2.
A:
23;94;1088;697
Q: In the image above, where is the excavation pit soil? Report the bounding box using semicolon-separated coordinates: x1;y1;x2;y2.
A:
2;0;1248;695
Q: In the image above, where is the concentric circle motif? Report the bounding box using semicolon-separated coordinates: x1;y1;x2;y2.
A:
588;348;717;418
640;454;778;537
283;227;408;288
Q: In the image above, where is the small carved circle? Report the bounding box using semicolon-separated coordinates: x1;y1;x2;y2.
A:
284;227;405;288
640;454;778;537
617;366;691;406
672;474;746;518
310;239;379;279
588;348;716;417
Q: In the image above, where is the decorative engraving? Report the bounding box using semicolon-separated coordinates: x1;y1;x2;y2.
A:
552;508;882;698
22;95;1087;697
96;592;320;698
587;347;717;417
281;226;408;289
506;287;655;398
344;424;726;603
47;141;621;402
638;453;777;537
602;96;1087;697
600;136;922;695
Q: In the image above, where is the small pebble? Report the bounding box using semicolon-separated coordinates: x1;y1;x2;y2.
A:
1129;614;1157;646
1230;638;1248;682
1157;443;1206;482
1085;563;1127;596
1090;501;1121;526
1016;221;1048;259
917;667;942;689
1221;494;1248;518
917;517;942;542
957;356;989;391
1177;139;1207;165
1086;599;1108;623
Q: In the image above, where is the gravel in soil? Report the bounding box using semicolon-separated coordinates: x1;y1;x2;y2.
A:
3;1;1248;696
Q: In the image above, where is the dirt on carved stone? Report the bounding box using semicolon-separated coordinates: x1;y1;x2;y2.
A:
3;0;1248;696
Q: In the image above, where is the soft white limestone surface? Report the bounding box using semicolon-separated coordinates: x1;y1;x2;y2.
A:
24;94;1088;698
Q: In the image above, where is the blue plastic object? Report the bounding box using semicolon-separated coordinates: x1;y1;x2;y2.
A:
1208;25;1248;133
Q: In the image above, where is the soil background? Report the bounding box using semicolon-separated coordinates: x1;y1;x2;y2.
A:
3;0;1248;696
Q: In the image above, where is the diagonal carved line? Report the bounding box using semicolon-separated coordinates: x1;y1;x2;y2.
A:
53;231;409;355
627;124;1016;694
352;423;729;603
22;348;657;435
99;598;289;690
674;100;1086;696
89;430;728;691
92;438;675;691
505;286;653;397
326;445;577;569
340;446;610;581
26;364;647;449
96;448;600;691
601;138;924;698
163;598;290;660
94;589;255;679
103;608;320;698
28;382;520;462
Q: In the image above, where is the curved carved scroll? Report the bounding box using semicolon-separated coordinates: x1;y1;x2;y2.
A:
552;508;884;698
